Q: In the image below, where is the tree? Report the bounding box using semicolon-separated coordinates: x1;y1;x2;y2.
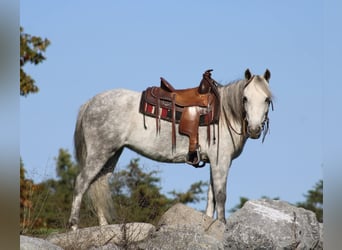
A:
20;151;208;234
296;180;323;222
111;158;207;225
20;27;54;233
20;159;45;233
111;159;171;224
168;180;207;204
37;149;85;229
20;149;91;232
55;148;79;191
20;26;50;96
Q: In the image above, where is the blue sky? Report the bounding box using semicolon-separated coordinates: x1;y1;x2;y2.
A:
20;1;335;214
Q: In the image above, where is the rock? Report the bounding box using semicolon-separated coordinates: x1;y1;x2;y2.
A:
20;235;63;250
138;226;224;250
157;203;225;241
21;200;324;249
224;199;323;249
46;223;155;249
89;243;122;250
137;203;225;249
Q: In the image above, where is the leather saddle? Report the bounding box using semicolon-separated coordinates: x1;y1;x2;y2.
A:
139;69;220;167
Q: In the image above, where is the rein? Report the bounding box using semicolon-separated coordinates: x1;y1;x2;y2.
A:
261;100;274;143
221;100;246;152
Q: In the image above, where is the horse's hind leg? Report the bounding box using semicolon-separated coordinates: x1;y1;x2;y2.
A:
87;148;123;226
88;172;114;226
68;149;120;230
69;167;96;230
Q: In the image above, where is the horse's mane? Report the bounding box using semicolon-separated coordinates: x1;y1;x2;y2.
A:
219;79;247;125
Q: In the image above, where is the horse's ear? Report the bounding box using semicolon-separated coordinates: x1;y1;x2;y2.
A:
245;69;252;81
264;69;271;82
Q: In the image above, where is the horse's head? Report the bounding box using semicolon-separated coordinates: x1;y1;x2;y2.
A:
242;69;273;140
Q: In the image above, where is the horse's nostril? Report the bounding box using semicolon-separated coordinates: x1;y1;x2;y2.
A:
248;126;261;136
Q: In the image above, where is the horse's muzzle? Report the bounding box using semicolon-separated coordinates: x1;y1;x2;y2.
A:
247;125;262;139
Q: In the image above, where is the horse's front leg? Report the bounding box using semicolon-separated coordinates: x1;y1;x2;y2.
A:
205;171;215;218
210;158;231;223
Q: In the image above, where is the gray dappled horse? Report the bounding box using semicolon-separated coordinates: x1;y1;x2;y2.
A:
68;69;273;230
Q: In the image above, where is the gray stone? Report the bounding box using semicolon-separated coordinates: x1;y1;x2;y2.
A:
89;243;122;250
224;199;323;249
46;223;155;249
137;203;225;249
157;203;225;241
21;201;324;249
138;226;224;250
20;235;63;250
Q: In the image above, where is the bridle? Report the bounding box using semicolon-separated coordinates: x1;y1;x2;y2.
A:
261;99;273;143
224;76;274;144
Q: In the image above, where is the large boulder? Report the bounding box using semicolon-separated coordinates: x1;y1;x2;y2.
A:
20;235;63;250
157;203;225;241
224;199;323;249
20;200;324;249
46;223;155;249
137;203;225;249
138;225;224;250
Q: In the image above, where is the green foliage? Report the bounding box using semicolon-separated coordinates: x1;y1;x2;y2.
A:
296;180;323;222
169;180;208;204
39;149;81;228
111;159;171;224
20;153;208;235
29;149;81;231
20;26;50;96
20;159;46;233
111;158;207;225
20;149;94;235
55;148;78;190
228;197;249;214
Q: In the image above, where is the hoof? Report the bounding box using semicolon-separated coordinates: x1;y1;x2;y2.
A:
68;220;79;231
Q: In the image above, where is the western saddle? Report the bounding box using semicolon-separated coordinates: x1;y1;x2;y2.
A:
139;69;220;167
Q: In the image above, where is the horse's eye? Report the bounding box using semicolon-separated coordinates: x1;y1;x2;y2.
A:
265;97;270;103
243;96;248;103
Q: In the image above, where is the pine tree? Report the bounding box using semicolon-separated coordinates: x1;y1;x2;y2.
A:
111;158;172;224
296;180;323;222
21;152;208;233
111;158;207;225
39;149;81;228
168;180;208;204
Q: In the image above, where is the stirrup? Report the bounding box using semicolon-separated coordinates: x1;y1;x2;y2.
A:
186;146;206;168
